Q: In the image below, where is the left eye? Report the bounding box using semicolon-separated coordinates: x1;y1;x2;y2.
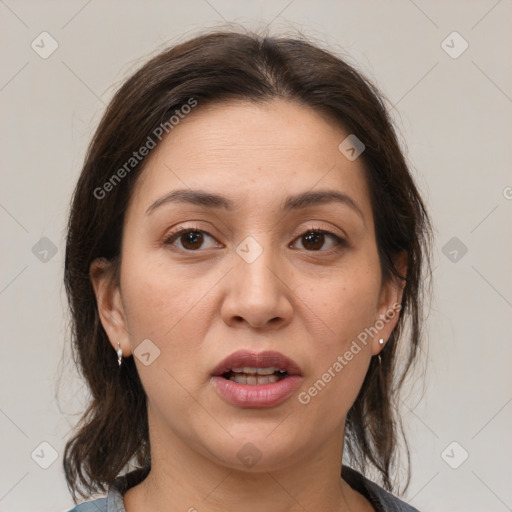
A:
163;228;345;252
291;230;345;251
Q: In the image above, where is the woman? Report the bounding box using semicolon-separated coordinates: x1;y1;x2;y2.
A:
63;29;432;512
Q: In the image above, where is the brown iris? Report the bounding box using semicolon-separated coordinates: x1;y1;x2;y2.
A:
180;231;204;250
301;231;325;251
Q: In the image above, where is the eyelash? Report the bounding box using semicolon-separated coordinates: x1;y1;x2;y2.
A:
162;225;347;253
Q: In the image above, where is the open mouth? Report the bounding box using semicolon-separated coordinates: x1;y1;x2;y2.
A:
221;367;289;385
211;350;302;407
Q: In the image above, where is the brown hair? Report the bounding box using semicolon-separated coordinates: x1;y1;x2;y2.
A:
63;29;432;502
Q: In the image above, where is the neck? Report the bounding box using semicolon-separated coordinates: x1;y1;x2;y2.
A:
123;412;370;512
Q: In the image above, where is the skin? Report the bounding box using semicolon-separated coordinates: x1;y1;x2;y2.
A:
91;99;406;512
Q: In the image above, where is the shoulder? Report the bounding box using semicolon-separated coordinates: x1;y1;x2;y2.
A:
361;478;420;512
64;486;124;512
65;496;108;512
342;466;420;512
64;466;150;512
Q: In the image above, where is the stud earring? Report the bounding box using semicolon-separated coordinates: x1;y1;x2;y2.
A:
377;338;385;365
117;342;123;366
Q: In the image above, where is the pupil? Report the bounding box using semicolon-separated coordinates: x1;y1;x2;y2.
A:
303;231;323;250
182;231;203;250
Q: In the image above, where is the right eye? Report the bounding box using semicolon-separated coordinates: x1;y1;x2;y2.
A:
162;228;221;251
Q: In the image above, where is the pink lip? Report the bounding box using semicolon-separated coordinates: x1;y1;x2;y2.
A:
210;350;303;408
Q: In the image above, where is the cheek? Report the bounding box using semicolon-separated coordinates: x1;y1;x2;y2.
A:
119;252;226;392
120;252;211;339
294;262;379;408
118;256;215;422
299;260;380;348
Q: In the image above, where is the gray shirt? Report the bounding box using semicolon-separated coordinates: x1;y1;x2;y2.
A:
66;465;420;512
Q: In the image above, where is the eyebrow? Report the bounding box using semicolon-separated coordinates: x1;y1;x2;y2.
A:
145;188;364;221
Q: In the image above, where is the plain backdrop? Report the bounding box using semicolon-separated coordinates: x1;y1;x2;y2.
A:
1;1;511;511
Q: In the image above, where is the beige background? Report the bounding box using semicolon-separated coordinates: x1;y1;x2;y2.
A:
1;1;511;511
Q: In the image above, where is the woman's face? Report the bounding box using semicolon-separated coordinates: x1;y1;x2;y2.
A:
92;99;404;472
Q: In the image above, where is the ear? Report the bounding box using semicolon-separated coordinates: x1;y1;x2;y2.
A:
89;257;133;357
371;251;407;356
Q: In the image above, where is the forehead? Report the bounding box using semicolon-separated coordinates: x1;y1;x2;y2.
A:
128;99;372;219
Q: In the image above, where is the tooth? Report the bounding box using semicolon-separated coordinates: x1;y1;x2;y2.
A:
229;374;280;385
231;367;277;375
256;367;276;375
256;375;279;384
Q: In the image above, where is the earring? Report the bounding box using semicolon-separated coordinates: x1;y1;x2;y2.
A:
378;339;384;365
117;342;123;366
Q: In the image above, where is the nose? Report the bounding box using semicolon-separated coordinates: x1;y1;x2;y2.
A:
220;243;293;330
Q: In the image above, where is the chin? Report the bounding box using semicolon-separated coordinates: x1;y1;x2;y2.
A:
199;426;311;473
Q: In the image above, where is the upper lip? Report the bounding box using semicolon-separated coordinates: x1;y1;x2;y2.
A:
211;350;302;376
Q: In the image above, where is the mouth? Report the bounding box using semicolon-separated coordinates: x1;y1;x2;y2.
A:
221;367;289;385
211;350;303;408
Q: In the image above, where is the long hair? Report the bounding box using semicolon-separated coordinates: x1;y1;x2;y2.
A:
63;29;432;502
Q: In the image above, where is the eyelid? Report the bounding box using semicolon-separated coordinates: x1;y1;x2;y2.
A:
289;226;347;251
162;225;221;248
292;223;347;242
162;223;348;252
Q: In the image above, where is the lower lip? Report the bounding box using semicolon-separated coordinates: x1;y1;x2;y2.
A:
211;375;302;408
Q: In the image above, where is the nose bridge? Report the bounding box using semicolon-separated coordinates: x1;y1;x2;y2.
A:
236;232;282;294
222;233;292;328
